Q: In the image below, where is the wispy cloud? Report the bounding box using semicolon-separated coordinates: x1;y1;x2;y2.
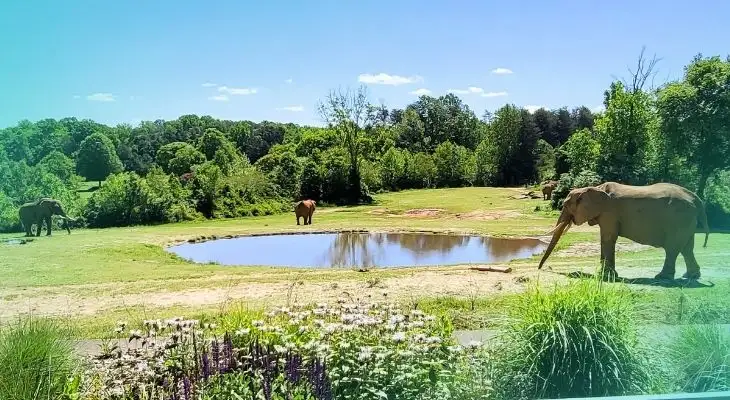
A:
277;105;304;112
218;86;257;95
86;93;115;102
409;88;432;96
72;95;80;99
524;105;545;112
447;87;485;95
481;91;508;98
491;67;514;75
592;105;605;113
358;73;423;86
209;94;230;102
201;82;217;87
285;78;293;84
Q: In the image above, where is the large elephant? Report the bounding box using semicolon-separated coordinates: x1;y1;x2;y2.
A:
18;198;75;237
538;181;709;280
541;180;558;200
294;199;316;225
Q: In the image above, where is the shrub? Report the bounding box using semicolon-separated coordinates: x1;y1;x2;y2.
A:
0;317;77;400
550;170;602;210
669;324;730;392
490;279;652;399
705;170;730;229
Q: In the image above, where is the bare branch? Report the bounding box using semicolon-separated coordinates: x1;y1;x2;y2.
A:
621;46;663;92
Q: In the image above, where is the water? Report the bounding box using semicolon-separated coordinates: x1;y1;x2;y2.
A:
166;232;548;269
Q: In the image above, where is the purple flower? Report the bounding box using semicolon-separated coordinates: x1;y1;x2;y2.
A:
201;349;211;380
285;352;302;385
183;376;192;400
211;337;220;373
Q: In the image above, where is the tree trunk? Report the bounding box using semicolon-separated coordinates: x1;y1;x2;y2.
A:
697;171;710;200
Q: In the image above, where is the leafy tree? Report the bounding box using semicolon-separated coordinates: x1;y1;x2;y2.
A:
318;85;373;203
299;158;323;200
477;104;522;186
657;54;730;197
433;141;471;187
156;142;190;172
594;81;655;185
570;106;595;131
561;128;600;175
533;108;559;147
168;145;206;176
395;108;428;152
535;139;556;181
38;150;77;183
554;107;575;146
406;152;437;188
379;147;407;191
76;132;123;186
407;94;482;150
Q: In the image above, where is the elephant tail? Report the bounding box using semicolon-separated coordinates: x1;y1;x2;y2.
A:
696;197;709;248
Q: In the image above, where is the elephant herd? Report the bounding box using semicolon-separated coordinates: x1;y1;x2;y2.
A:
23;179;711;282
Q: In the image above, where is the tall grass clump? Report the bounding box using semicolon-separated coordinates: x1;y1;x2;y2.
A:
489;278;652;399
0;316;77;400
669;324;730;392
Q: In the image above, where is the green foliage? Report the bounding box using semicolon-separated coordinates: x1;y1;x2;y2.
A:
705;170;730;228
535;139;556;181
561;128;600;175
299;158;324;200
379;147;407;190
433;141;472;187
359;158;383;193
168;144;206;176
0;316;77;400
319;147;352;204
669;324;730;392
550;170;603;210
594;81;656;185
76;132;123;184
657;54;730;197
254;148;303;199
155;142;189;172
490;280;652;399
84;169;198;227
38;150;77;183
406;152;437;189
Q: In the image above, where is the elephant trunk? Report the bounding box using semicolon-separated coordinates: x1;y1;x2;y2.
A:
538;208;573;269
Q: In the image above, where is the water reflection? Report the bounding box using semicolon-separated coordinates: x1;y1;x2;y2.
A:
167;232;548;269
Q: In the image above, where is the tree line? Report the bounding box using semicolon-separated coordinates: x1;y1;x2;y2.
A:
1;53;728;231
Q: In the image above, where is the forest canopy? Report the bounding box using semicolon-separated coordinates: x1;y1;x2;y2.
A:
1;53;728;232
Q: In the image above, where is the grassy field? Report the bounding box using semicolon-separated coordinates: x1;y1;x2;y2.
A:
1;186;728;337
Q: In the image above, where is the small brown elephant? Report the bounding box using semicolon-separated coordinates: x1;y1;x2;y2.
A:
294;199;316;225
541;180;558;200
538;181;709;280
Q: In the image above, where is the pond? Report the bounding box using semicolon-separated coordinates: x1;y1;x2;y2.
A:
166;232;548;269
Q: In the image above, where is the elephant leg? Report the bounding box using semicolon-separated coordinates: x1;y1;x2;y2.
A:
23;220;32;237
45;216;52;236
681;235;701;280
600;237;618;281
35;219;42;237
655;249;679;280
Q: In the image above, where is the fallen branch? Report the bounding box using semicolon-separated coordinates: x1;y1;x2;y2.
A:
469;266;512;273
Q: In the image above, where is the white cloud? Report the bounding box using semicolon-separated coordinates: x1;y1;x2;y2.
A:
285;78;293;84
592;105;605;113
447;87;486;95
410;88;432;96
524;105;545;113
86;93;115;102
218;86;257;95
481;91;508;98
201;82;217;87
72;95;80;99
491;67;514;75
209;94;229;102
358;73;423;86
277;105;304;112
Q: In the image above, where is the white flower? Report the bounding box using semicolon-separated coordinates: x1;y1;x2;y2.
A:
466;340;483;349
426;336;442;344
410;321;424;328
392;332;406;342
252;320;264;327
448;345;463;353
358;347;373;361
235;328;250;336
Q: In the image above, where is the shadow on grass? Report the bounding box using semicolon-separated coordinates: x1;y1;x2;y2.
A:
559;270;716;289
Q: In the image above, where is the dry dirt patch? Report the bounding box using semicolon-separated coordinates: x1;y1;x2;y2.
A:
402;208;447;217
454;210;522;221
555;241;652;257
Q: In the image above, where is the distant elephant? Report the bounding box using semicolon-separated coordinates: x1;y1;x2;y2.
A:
538;181;709;280
295;199;316;225
18;198;75;237
541;180;558;200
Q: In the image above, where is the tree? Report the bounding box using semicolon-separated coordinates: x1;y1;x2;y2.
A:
657;54;730;197
76;132;123;186
533;108;558;147
317;85;372;203
156;142;190;172
38;150;77;183
168;145;206;176
561;128;600;175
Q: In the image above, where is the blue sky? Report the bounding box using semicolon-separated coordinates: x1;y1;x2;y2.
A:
1;0;729;129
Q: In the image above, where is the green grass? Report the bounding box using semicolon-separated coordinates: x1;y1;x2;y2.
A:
1;186;728;340
0;316;78;400
489;278;655;399
669;324;730;392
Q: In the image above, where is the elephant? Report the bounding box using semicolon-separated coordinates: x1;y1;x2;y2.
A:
537;181;709;280
541;180;558;200
295;199;316;225
18;198;75;237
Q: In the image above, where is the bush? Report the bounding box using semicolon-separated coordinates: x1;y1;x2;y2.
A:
669;324;730;392
84;169;198;227
0;317;77;400
490;279;652;399
705;170;730;229
550;170;602;210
